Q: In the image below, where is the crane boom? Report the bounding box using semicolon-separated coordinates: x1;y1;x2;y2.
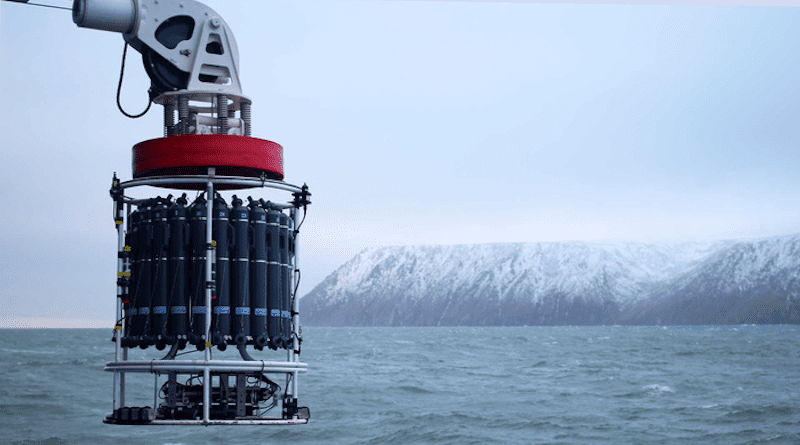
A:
72;0;242;97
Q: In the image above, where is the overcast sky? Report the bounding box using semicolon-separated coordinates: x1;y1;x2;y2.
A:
1;0;798;327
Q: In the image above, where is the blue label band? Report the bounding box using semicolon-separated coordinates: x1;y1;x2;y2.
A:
255;308;268;316
128;308;138;316
138;307;150;315
171;306;187;314
192;307;207;314
153;306;167;314
235;307;251;315
270;309;281;317
282;311;291;319
214;306;231;314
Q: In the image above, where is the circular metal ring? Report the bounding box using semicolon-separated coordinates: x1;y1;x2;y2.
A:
119;174;303;194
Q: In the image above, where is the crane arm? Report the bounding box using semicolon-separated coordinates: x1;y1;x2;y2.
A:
72;0;242;97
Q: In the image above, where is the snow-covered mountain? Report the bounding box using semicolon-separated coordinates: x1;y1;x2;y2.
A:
625;235;800;324
300;237;800;326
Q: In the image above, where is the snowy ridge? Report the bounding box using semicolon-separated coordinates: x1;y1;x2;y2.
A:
302;236;800;326
626;234;800;324
301;236;798;326
704;234;800;293
323;241;723;306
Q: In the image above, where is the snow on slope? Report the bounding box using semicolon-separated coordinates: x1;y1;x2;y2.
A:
302;235;800;325
320;241;722;305
625;234;800;324
708;234;800;292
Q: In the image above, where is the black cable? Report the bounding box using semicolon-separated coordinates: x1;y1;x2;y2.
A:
159;342;180;360
2;1;71;11
237;343;256;361
117;42;152;118
142;254;162;336
163;250;181;334
189;270;204;341
292;269;301;303
175;348;201;357
290;266;302;354
294;207;307;235
127;248;143;334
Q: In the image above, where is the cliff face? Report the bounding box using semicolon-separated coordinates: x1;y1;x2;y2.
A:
301;236;800;326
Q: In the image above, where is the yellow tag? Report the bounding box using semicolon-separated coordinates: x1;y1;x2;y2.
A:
211;240;217;247
117;272;131;277
115;220;123;225
205;342;212;347
115;325;122;331
124;246;132;252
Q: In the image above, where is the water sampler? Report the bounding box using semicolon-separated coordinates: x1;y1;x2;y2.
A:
71;0;312;425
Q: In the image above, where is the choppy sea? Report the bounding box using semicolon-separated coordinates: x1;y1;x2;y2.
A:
1;326;798;444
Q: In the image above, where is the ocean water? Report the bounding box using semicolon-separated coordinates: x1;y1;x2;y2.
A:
1;326;798;444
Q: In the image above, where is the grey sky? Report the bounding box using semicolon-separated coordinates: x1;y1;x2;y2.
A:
1;0;798;327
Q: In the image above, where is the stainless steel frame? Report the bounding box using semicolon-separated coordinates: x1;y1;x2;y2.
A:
110;170;308;425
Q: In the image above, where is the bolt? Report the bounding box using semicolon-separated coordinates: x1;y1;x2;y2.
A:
180;49;191;56
211;17;221;28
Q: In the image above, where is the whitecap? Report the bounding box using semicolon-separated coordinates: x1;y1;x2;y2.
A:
642;384;674;393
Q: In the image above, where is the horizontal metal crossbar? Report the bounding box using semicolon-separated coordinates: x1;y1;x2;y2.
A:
119;418;308;426
105;359;307;374
119;175;303;193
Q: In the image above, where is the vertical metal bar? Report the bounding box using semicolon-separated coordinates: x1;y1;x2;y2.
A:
114;198;124;412
236;374;246;418
120;351;126;408
120;202;130;409
153;373;159;411
168;372;177;411
203;169;215;423
291;207;300;399
219;373;229;414
284;208;294;402
291;375;298;406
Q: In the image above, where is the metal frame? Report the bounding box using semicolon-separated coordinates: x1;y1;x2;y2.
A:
110;169;307;425
155;91;252;137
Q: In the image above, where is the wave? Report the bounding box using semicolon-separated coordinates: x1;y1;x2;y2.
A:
642;384;675;394
0;348;56;355
394;385;435;395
